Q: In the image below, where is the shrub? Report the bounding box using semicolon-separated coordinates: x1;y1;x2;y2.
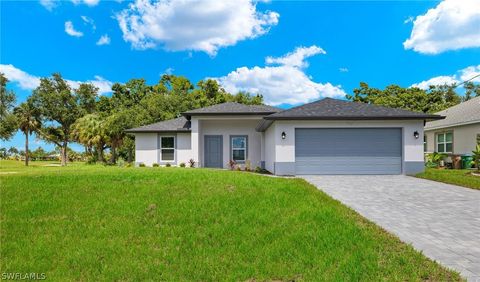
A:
179;162;186;168
152;163;159;167
236;166;242;171
117;157;125;167
86;156;97;165
165;163;171;167
255;166;262;173
228;160;236;170
188;159;196;168
425;152;446;168
138;163;146;167
125;162;132;168
473;144;480;171
245;160;251;171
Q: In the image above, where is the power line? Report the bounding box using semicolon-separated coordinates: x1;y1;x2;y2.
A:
455;73;480;88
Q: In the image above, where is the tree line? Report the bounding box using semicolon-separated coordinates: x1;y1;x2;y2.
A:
1;72;478;166
0;73;262;166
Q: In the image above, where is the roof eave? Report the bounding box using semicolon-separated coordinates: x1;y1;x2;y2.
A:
125;129;191;133
264;115;445;121
182;111;277;117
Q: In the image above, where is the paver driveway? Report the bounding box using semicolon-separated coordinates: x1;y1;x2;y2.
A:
301;175;480;281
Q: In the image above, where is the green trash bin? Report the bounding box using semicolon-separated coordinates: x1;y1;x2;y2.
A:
461;155;473;169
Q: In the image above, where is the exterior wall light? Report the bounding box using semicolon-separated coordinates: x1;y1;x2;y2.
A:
281;131;286;140
413;131;420;139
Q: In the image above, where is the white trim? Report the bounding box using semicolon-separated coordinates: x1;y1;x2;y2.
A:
160;135;176;162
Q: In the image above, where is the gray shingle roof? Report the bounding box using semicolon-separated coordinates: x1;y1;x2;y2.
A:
125;117;191;133
425;96;480;130
264;98;444;120
182;102;280;116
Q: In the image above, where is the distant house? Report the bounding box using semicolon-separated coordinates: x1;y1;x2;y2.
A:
126;98;442;175
424;96;480;155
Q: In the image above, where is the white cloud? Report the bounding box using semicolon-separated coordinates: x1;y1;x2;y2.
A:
0;64;113;95
403;0;480;54
0;64;40;90
410;64;480;89
459;65;480;83
65;21;84;37
339;67;348;73
115;0;279;55
215;46;346;106
410;75;458;90
40;0;57;11
81;16;96;31
265;46;325;68
72;0;100;7
96;34;111;46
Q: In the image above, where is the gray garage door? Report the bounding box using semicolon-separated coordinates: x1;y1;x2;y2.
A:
295;128;402;175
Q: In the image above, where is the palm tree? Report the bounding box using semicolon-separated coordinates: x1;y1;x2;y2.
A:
71;114;108;163
14;101;40;166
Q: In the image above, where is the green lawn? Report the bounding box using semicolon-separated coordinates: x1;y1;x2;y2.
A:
416;168;480;190
1;160;461;281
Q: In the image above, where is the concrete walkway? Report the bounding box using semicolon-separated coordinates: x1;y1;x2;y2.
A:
301;175;480;281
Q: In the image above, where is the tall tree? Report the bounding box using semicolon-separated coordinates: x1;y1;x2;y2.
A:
0;73;18;140
13;100;40;166
463;82;480;101
71;114;108;163
347;82;462;113
30;73;85;166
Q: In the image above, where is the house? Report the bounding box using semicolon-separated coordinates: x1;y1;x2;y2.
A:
125;98;443;175
424;96;480;155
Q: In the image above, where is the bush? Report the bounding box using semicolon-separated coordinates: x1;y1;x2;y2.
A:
189;159;196;168
245;160;251;171
152;163;159;167
138;163;146;167
125;162;132;168
165;163;171;167
117;158;126;167
179;162;186;168
228;160;236;170
86;157;97;165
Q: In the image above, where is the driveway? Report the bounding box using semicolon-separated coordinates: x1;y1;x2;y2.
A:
301;175;480;281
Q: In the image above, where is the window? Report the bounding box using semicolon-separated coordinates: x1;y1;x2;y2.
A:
424;135;427;152
436;132;453;153
160;136;175;161
231;136;247;163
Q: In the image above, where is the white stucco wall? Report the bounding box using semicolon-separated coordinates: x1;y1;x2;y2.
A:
134;133;158;166
425;123;480;155
198;118;263;169
177;132;193;165
264;124;276;173
271;120;424;174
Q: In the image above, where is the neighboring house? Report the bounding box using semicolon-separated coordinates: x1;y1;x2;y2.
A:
125;98;442;175
424;96;480;155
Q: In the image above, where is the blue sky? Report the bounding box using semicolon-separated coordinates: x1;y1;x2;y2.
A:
1;0;479;151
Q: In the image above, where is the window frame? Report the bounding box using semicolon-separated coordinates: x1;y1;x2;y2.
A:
436;131;453;154
159;135;176;162
230;135;248;164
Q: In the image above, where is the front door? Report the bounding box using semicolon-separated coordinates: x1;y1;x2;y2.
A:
204;135;223;168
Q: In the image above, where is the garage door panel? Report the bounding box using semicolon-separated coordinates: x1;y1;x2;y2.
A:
295;128;402;175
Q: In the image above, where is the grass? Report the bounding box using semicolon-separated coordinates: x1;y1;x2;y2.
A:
1;160;462;281
416;168;480;190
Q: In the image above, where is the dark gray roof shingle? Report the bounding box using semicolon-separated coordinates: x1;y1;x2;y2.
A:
264;98;444;120
125;116;191;133
182;102;280;116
